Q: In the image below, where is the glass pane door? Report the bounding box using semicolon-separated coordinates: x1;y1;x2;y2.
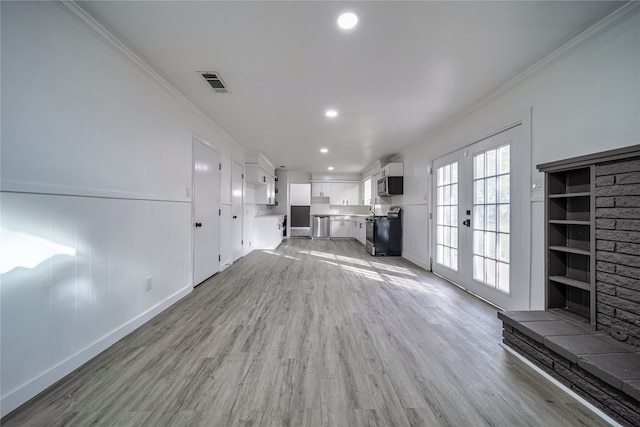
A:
435;162;459;271
472;145;510;293
431;125;529;310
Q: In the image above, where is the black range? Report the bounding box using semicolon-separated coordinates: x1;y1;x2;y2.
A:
365;207;402;256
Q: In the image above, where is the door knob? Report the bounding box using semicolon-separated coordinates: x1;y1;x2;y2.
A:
195;222;202;228
462;219;471;227
233;216;237;219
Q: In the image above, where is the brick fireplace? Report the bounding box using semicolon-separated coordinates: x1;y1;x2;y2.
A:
595;157;640;347
499;145;640;427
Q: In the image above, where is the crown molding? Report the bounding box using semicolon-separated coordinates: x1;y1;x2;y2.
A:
479;1;640;112
51;1;245;153
400;1;640;158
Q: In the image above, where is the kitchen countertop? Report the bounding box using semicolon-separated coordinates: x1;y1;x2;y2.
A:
311;213;371;218
255;214;285;219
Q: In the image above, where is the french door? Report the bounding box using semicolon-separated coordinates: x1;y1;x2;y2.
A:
432;126;530;310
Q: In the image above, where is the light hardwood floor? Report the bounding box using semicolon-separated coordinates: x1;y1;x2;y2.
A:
2;239;610;426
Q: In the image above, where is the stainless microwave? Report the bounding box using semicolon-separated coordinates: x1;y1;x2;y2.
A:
377;176;403;196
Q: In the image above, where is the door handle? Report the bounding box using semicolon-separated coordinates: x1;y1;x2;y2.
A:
195;222;202;228
462;219;471;227
233;216;237;219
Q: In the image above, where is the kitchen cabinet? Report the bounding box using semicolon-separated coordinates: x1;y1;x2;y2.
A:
330;217;354;238
253;216;284;249
380;162;404;177
363;177;372;205
255;174;276;205
266;175;275;204
246;165;268;185
247;165;276;205
329;182;361;205
313;181;360;205
354;217;366;245
345;182;360;205
330;183;345;205
312;182;331;198
370;172;381;205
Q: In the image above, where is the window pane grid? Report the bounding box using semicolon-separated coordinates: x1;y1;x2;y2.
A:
436;162;458;271
472;145;510;293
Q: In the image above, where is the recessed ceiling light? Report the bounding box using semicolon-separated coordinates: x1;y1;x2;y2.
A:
325;109;338;118
328;166;334;171
337;12;358;30
320;148;328;153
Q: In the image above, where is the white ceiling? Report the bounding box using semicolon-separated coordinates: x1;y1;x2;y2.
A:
78;1;623;175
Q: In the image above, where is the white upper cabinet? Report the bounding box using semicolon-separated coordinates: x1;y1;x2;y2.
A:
330;182;345;205
245;165;268;185
246;164;276;205
380;162;404;177
345;182;360;205
370;172;381;205
313;181;361;205
329;182;361;205
312;182;331;198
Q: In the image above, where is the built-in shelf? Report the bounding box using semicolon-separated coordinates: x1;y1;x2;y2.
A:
549;220;591;226
549;275;591;291
548;192;591;198
549;246;591;256
538;164;595;326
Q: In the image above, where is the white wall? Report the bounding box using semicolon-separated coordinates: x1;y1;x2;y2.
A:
0;1;244;415
396;6;640;308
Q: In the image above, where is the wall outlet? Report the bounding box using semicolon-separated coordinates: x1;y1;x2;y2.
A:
145;276;152;292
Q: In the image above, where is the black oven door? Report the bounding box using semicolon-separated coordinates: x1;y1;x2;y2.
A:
365;218;375;255
366;219;374;242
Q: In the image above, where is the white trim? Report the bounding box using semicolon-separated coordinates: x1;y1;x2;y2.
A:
501;343;623;427
0;285;192;417
51;1;243;153
0;181;191;203
402;252;430;272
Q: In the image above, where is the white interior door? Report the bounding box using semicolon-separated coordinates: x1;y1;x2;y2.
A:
193;140;220;286
231;161;243;262
432;125;530;310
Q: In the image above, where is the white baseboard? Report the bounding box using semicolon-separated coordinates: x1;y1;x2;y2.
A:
1;285;192;417
402;252;430;271
500;343;622;427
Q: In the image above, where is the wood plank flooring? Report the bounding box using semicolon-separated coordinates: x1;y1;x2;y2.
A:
2;239;611;426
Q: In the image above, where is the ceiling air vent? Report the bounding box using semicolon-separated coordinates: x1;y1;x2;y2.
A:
200;71;229;94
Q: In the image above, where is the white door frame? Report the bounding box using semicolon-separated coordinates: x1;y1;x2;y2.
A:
430;110;531;310
231;160;244;262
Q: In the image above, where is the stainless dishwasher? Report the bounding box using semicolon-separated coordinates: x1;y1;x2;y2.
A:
312;215;330;239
